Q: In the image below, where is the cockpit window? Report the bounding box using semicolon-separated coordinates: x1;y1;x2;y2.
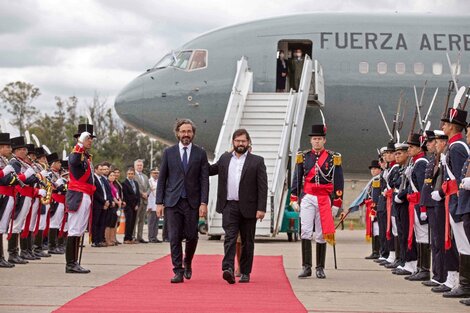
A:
189;50;207;70
153;53;175;69
173;51;193;69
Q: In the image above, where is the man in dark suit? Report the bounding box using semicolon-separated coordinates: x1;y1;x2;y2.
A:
156;119;209;283
210;128;268;284
92;163;111;247
122;168;140;244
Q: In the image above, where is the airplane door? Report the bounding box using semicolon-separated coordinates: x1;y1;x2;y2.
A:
277;40;313;92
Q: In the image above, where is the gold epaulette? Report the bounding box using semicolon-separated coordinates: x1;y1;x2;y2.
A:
333;152;342;166
424;178;433;184
295;151;305;164
372;179;381;188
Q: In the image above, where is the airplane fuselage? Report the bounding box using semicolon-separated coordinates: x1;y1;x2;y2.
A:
115;13;470;173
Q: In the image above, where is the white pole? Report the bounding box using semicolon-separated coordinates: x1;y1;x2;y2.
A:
150;139;154;170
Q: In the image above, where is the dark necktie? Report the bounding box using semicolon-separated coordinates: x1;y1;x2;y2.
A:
182;147;188;172
130;179;136;193
182;147;188;198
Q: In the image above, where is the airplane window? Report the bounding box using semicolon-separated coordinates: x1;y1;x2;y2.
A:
395;63;406;75
414;63;424;75
451;63;461;75
432;62;443;75
359;62;369;74
189;50;207;70
153;53;175;69
377;62;387;75
173;51;193;70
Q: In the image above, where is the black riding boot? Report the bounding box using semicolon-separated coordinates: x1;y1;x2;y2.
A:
298;239;312;278
0;234;14;268
409;243;430;281
65;236;90;274
8;233;27;264
48;228;61;254
365;236;380;259
58;233;66;253
19;235;36;260
316;243;327;279
33;230;51;257
443;254;470;298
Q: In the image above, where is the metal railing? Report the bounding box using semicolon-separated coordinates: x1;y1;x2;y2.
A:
207;57;252;233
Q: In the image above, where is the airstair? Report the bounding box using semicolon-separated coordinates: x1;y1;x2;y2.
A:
207;56;314;237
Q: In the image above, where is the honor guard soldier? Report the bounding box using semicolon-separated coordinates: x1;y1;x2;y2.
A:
403;133;430;281
391;142;414;275
420;130;447;287
433;108;470;298
291;123;344;279
65;124;97;274
48;154;67;254
364;160;382;260
0;133;19;268
380;142;400;267
458;123;470;306
8;136;45;264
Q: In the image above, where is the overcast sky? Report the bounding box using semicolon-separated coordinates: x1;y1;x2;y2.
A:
0;0;469;133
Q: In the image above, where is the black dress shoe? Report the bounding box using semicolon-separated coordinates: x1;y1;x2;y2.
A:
223;269;236;284
315;267;326;279
394;269;412;276
20;251;37;260
184;266;192;280
431;285;451;293
239;274;250;283
34;250;51;258
66;262;91;274
8;255;28;264
298;266;312;278
422;280;441;287
139;239;148;244
49;247;63;254
0;258;15;268
171;272;184;283
407;270;430;281
460;298;470;306
443;286;470;298
365;253;380;260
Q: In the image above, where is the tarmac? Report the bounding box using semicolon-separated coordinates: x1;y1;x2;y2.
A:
0;229;468;313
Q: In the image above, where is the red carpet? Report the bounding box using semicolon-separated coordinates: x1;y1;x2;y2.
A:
54;254;306;313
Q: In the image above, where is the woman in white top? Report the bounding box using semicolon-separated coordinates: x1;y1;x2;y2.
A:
147;169;160;242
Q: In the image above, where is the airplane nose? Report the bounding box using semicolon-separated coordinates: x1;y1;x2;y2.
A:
115;76;144;128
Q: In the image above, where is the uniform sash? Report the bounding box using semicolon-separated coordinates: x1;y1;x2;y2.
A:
385;189;393;240
364;199;374;241
406;192;420;250
442;180;458;250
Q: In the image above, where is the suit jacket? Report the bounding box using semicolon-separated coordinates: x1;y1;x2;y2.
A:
93;175;111;210
210;151;268;218
156;143;209;209
135;171;149;204
122;179;140;210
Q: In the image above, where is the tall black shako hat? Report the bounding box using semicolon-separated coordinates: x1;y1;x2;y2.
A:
368;160;381;169
441;87;468;127
10;136;27;150
407;133;426;148
74;124;96;139
0;133;11;145
308;109;327;136
35;147;46;158
46;152;60;165
384;141;396;152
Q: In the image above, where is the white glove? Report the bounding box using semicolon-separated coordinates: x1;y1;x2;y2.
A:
462;177;470;190
291;201;300;212
332;205;340;217
78;131;91;143
420;212;427;221
38;189;47;197
394;195;403;204
24;168;35;179
431;191;443;202
55;178;65;187
404;166;412;179
440;153;447;166
2;164;15;175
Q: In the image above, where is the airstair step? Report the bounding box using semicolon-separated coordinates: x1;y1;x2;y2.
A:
242;112;287;120
246;93;291;101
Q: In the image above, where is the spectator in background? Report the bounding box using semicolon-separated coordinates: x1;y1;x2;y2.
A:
105;171;121;246
92;164;110;247
289;48;304;92
134;159;150;243
276;50;288;92
122;167;140;244
112;168;125;244
147;169;161;243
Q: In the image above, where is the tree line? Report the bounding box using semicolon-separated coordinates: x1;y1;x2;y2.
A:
0;81;166;172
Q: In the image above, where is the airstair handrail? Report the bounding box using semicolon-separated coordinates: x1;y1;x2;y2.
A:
289;56;313;156
269;89;296;234
208;57;252;231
